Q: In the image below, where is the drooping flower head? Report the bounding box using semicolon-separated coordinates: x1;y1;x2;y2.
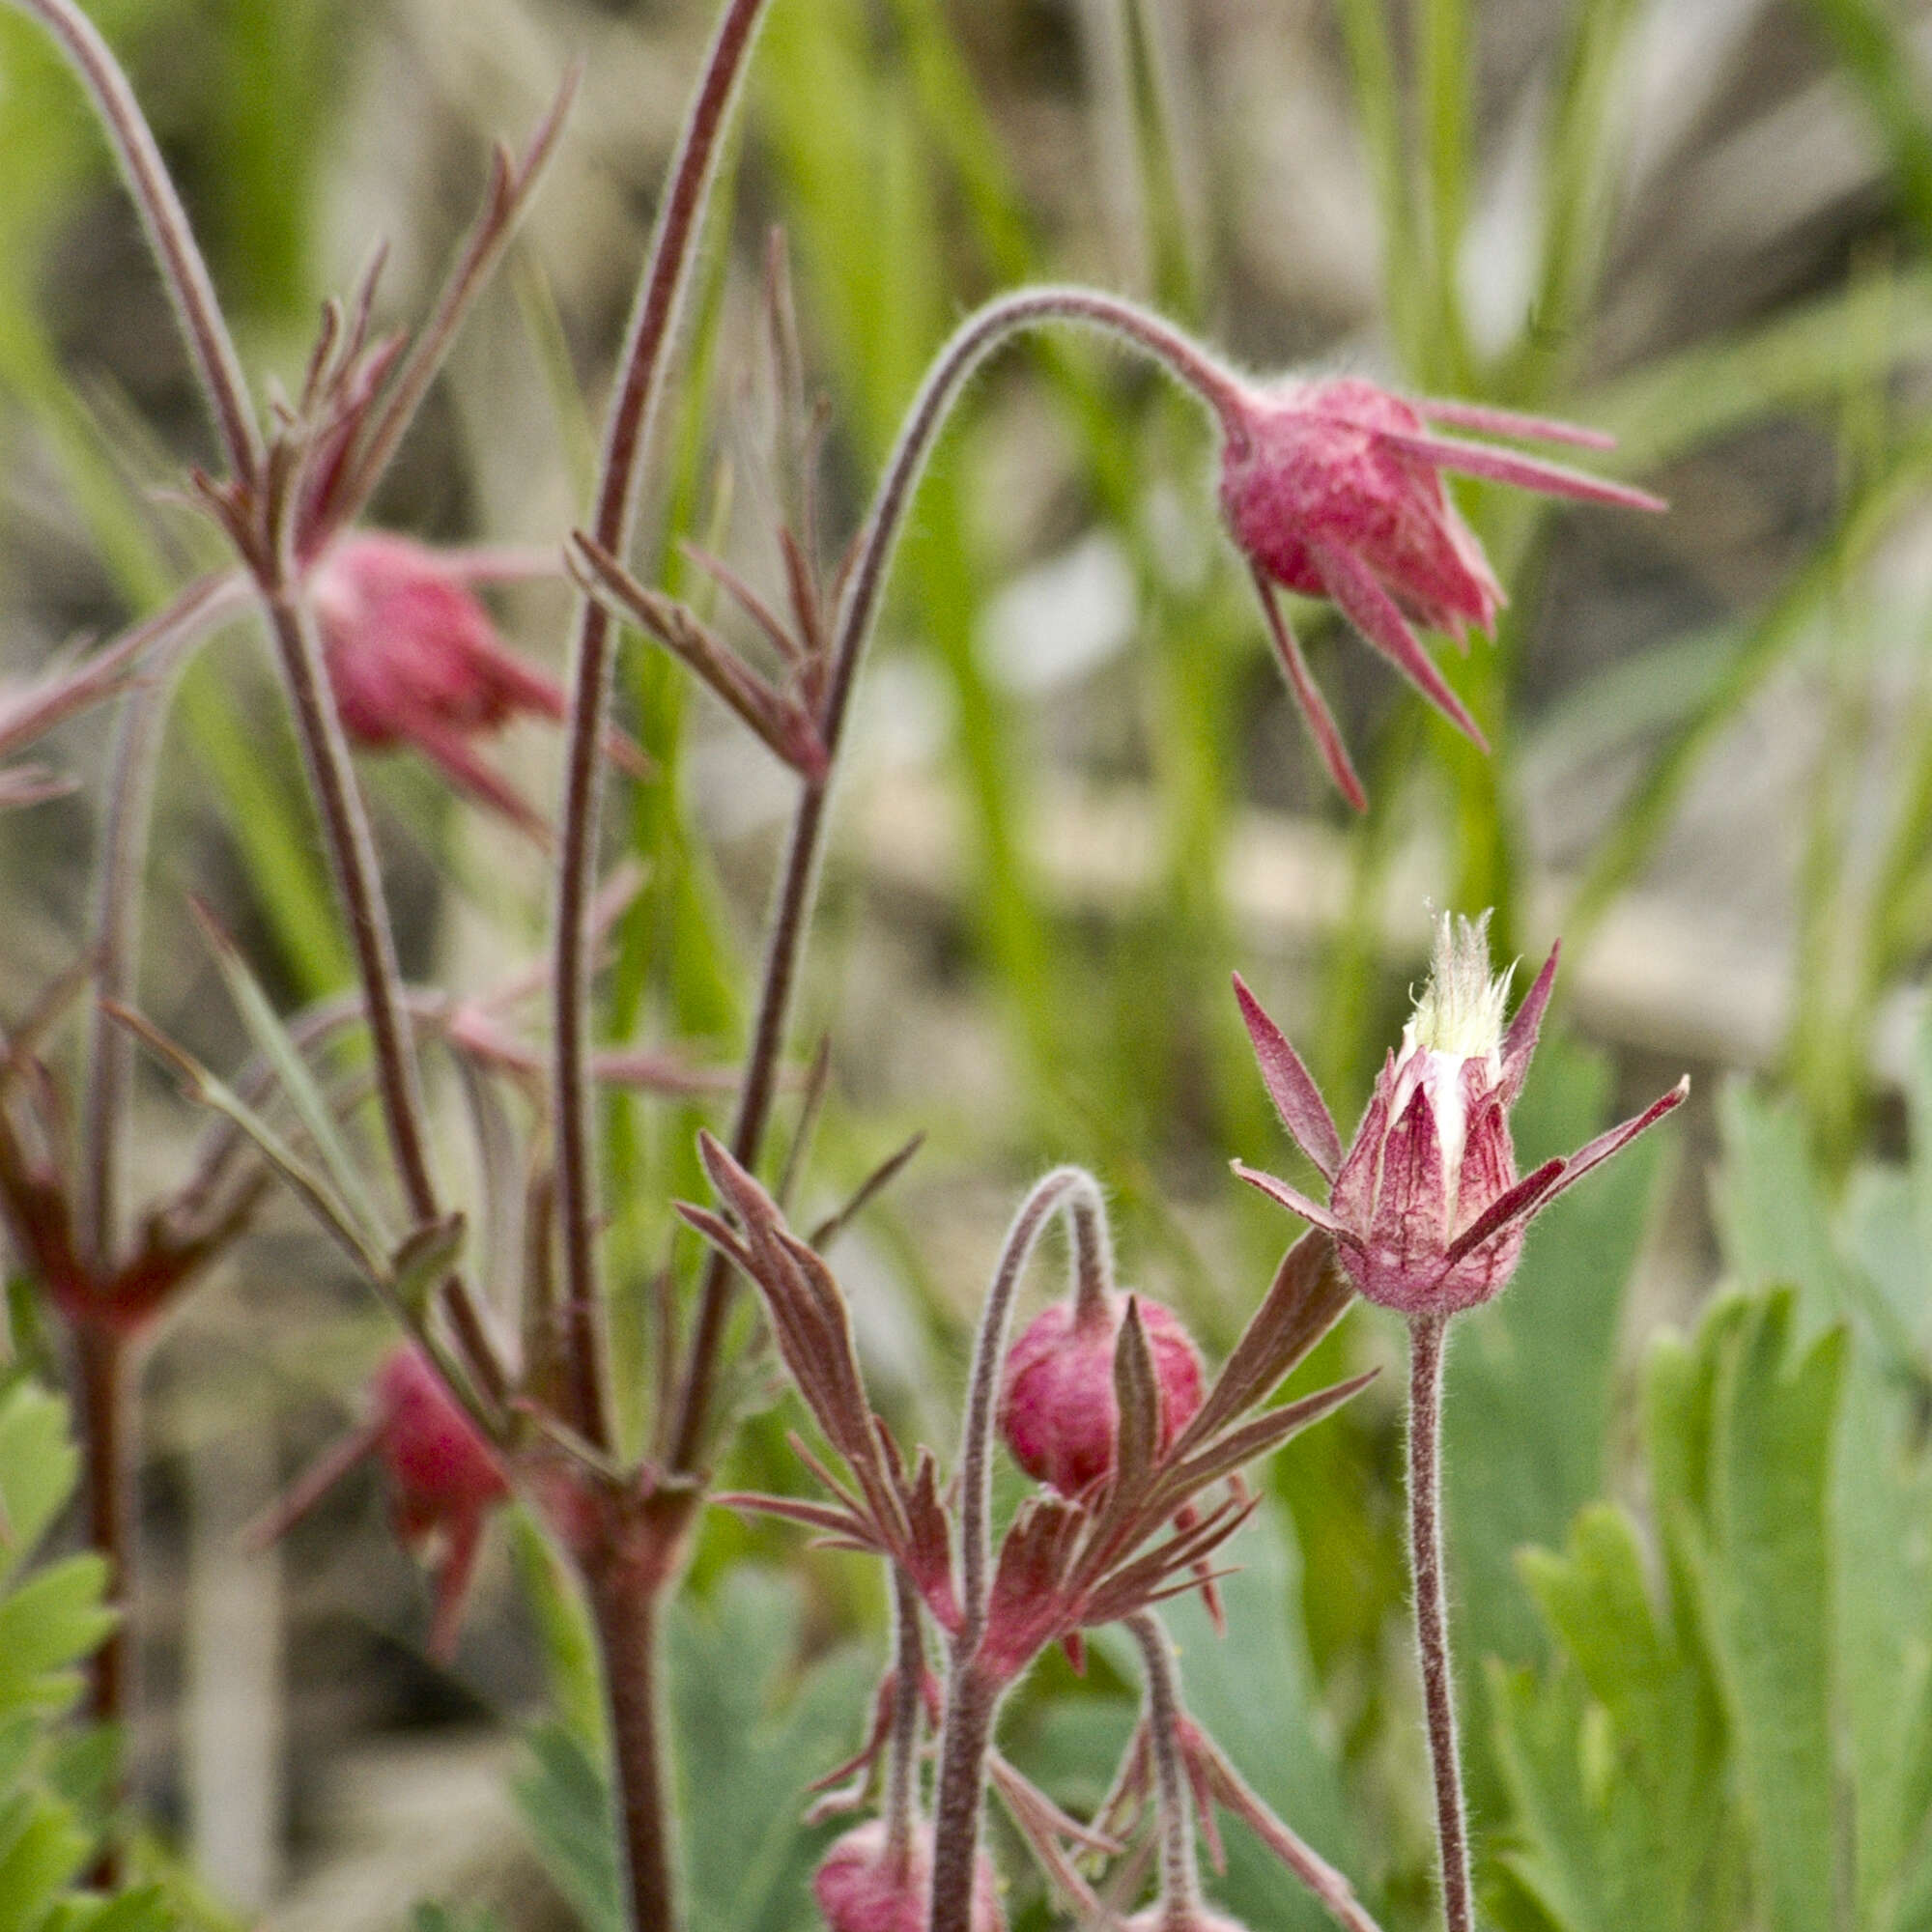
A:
1216;380;1664;810
813;1820;1005;1932
1233;913;1687;1314
253;1344;509;1661
1000;1290;1205;1497
309;532;648;838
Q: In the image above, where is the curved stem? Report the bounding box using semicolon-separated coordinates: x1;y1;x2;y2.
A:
883;1564;924;1877
1126;1610;1201;1924
2;0;259;483
668;287;1239;1473
958;1166;1106;1644
1069;1189;1115;1325
551;0;772;1453
1407;1313;1473;1932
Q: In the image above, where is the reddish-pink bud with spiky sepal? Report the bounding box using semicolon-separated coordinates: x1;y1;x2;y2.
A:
1000;1291;1204;1496
1234;913;1688;1315
256;1345;508;1662
309;531;647;838
370;1346;510;1659
812;1821;1005;1932
1217;379;1663;810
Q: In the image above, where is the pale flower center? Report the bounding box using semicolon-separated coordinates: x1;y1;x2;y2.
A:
1400;910;1513;1218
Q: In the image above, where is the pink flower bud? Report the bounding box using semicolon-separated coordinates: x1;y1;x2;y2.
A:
812;1821;1005;1932
1235;914;1688;1315
370;1345;510;1659
309;532;646;837
1000;1291;1204;1495
1217;379;1662;809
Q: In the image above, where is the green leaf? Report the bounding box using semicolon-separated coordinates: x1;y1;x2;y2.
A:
0;1800;91;1930
0;1382;81;1587
1446;1038;1671;1674
0;1557;116;1715
1702;1294;1845;1932
194;906;390;1255
515;1722;621;1932
1506;1507;1729;1932
517;1569;870;1932
668;1570;871;1932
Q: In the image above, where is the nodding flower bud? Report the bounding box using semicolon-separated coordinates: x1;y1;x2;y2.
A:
1000;1291;1204;1495
255;1345;509;1662
1234;912;1688;1316
309;531;647;838
812;1821;1005;1932
372;1346;509;1547
1216;378;1663;809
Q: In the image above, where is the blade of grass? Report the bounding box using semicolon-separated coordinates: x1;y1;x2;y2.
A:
1568;423;1932;943
1791;0;1932;247
191;899;389;1248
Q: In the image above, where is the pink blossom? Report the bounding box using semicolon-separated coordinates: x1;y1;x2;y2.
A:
812;1820;1005;1932
254;1344;509;1660
1000;1291;1204;1496
1218;381;1663;809
1234;914;1687;1314
309;532;647;838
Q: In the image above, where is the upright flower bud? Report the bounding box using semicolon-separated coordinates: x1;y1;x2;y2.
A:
1234;913;1688;1314
1000;1291;1204;1496
812;1820;1005;1932
1216;379;1663;808
309;532;647;837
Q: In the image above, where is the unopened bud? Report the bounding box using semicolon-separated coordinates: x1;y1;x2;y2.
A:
1000;1292;1204;1495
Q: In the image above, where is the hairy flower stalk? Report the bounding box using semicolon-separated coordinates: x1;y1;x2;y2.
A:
1236;913;1688;1932
924;1167;1114;1932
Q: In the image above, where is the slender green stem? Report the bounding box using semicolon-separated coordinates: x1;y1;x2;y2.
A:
1407;1313;1473;1932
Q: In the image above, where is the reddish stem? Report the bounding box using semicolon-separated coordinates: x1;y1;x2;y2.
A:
927;1659;1001;1932
551;0;773;1454
667;288;1240;1474
1407;1314;1473;1932
74;1322;131;1865
585;1558;676;1932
